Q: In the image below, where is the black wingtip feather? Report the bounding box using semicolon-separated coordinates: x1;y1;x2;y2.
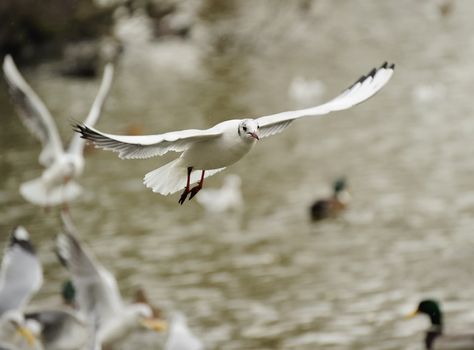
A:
72;123;94;141
343;62;395;93
368;68;377;78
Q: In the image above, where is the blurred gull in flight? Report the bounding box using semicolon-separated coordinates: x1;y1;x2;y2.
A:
0;227;42;348
2;55;114;208
164;313;203;350
55;217;167;348
196;174;243;212
75;62;394;204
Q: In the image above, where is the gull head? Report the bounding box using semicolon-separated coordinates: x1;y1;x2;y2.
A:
238;119;260;142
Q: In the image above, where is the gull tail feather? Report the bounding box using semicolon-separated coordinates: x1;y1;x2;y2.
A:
143;159;226;195
20;178;82;206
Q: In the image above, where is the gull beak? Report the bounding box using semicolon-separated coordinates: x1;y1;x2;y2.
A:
140;318;168;332
248;132;259;140
16;325;36;347
406;310;418;319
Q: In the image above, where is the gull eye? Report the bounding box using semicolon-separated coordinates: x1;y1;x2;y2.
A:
243;126;247;132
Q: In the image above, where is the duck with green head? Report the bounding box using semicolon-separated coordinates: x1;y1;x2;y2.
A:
310;177;350;221
409;299;474;350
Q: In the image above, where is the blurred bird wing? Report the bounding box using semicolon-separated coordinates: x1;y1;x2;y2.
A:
74;123;223;159
68;64;115;156
256;62;395;138
56;233;123;321
0;227;43;314
3;55;64;166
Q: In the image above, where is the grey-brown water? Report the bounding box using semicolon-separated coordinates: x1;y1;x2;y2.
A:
1;1;474;349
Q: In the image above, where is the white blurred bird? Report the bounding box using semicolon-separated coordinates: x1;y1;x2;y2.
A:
164;313;203;350
75;62;394;204
3;55;114;208
55;217;166;348
288;76;325;107
196;174;243;212
0;227;43;349
0;227;43;317
0;227;90;350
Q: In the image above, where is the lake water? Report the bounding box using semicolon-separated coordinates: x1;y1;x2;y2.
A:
1;1;474;349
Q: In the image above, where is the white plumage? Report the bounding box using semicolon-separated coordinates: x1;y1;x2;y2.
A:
75;62;394;203
0;227;43;317
55;216;166;348
3;55;114;207
0;227;43;349
164;313;204;350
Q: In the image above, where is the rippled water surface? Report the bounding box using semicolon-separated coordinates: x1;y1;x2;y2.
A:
1;1;474;349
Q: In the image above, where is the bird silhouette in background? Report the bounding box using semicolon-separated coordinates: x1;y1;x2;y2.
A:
196;174;243;212
310;178;350;221
3;55;114;209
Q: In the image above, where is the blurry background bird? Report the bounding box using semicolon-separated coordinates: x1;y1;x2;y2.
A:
408;299;474;350
309;177;350;221
164;312;203;350
2;56;114;208
196;174;243;213
55;215;167;348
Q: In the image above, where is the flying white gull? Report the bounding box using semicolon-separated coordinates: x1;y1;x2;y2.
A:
0;227;43;348
75;62;394;204
55;217;167;348
164;313;204;350
2;55;114;207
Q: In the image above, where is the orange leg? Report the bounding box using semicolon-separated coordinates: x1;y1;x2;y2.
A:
189;170;205;200
178;167;193;205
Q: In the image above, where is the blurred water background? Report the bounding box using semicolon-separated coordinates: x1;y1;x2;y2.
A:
1;0;474;349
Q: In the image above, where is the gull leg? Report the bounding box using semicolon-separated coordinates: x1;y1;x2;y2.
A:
178;167;193;205
189;170;205;200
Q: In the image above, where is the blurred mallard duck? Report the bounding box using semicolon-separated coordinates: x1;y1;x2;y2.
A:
310;178;350;221
409;299;474;349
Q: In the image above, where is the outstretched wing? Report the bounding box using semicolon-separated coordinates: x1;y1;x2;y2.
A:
73;123;223;159
68;63;115;156
55;218;123;322
256;62;395;138
3;55;64;165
